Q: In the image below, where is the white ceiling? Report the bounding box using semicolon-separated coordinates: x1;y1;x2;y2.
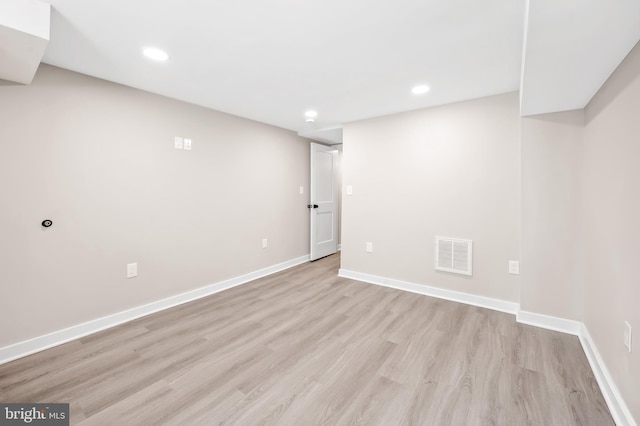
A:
3;0;639;143
520;0;640;116
0;0;50;84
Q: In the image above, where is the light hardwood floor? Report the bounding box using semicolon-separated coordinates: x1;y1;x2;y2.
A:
0;254;614;425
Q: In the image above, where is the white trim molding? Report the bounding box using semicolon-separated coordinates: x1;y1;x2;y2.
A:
515;311;635;424
338;269;519;314
0;255;310;365
516;309;582;335
579;325;637;426
339;268;636;426
2;262;635;425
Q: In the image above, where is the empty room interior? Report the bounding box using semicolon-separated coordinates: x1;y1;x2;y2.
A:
0;0;639;424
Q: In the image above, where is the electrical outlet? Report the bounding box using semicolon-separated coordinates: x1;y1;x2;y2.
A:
509;260;520;275
174;136;183;150
366;242;373;253
262;238;268;249
624;321;632;353
183;138;192;150
127;262;137;278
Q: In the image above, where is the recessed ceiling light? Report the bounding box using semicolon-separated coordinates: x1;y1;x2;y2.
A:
411;85;430;95
143;47;169;61
304;110;318;118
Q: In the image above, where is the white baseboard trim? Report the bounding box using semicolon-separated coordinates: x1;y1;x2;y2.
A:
338;269;519;315
2;262;635;425
0;254;310;366
579;325;637;426
514;310;636;425
339;268;636;425
515;309;582;335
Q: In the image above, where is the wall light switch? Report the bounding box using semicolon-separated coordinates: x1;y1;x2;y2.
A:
183;138;192;150
299;186;304;195
262;238;268;249
127;262;138;278
509;260;520;275
174;136;184;150
346;185;353;195
366;242;373;253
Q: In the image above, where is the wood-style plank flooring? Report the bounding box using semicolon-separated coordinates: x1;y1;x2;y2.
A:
0;254;614;425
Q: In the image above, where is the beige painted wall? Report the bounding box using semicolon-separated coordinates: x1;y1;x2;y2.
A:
583;41;640;421
520;110;584;320
1;46;636;421
0;65;310;348
341;92;521;302
341;77;638;421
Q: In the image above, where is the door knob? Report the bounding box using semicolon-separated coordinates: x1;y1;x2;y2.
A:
307;204;319;209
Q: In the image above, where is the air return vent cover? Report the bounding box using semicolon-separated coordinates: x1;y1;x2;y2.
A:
435;236;472;276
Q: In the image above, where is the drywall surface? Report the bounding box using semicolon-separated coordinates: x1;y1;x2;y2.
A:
0;65;310;347
341;92;521;302
583;41;640;422
520;110;584;320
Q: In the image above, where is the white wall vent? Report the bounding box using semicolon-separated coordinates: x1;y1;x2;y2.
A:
435;236;472;276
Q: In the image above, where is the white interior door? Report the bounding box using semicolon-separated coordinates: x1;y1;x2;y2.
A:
310;143;338;261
